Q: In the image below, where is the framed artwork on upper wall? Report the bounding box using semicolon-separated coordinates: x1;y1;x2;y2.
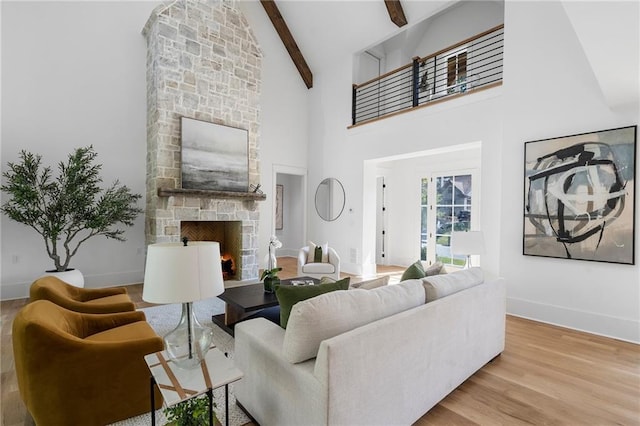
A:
181;117;249;192
523;125;637;265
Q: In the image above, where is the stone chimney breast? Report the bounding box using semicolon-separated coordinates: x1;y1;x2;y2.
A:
143;0;263;282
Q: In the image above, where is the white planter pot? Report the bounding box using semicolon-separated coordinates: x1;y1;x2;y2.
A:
41;269;85;288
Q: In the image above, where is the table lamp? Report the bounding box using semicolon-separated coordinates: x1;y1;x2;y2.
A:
143;239;224;369
450;231;485;268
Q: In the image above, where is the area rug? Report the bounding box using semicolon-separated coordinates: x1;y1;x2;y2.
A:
109;297;251;426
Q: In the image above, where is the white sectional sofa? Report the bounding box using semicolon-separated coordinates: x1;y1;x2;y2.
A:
234;268;506;426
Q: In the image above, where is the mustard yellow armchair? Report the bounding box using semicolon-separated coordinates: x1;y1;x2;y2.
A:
30;275;135;313
13;300;163;426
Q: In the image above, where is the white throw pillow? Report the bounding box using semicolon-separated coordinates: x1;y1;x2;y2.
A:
283;279;425;363
307;241;329;263
422;267;484;302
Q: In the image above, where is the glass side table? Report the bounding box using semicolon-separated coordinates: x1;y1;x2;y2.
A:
144;347;243;426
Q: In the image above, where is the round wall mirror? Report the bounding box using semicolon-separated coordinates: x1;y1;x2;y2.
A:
315;178;345;222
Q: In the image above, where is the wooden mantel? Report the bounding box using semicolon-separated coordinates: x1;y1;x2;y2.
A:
157;188;267;201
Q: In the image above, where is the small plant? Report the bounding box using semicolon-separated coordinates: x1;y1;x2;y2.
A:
0;146;142;272
164;395;217;426
260;266;282;281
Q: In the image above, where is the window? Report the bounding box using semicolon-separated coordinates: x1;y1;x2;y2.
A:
446;51;467;93
420;178;429;261
420;172;476;267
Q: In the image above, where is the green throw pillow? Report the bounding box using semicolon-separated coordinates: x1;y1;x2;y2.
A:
400;260;426;281
314;245;323;262
276;278;350;328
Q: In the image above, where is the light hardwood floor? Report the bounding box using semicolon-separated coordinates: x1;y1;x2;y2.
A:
2;259;639;425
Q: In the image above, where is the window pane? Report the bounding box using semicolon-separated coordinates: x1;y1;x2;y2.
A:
437;176;453;205
454;206;471;231
447;56;456;86
458;52;467;78
436;206;452;235
421;178;429;204
420;178;429;261
436;235;451;264
453;174;472;205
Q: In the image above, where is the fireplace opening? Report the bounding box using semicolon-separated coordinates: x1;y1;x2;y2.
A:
220;254;235;279
180;220;242;281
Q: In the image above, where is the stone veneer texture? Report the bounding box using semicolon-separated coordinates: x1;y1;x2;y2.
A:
143;0;262;280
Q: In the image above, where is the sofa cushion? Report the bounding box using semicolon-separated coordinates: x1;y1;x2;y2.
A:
349;275;390;290
400;260;425;281
283;279;425;363
422;267;484;302
302;262;335;274
276;278;350;328
424;261;446;276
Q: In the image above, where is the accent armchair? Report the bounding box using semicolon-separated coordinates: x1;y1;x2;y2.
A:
30;275;135;313
297;245;341;280
12;300;163;426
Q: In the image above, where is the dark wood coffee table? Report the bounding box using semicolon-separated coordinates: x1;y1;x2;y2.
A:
212;276;319;335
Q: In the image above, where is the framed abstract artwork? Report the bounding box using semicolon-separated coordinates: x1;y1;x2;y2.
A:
181;117;249;192
523;125;637;264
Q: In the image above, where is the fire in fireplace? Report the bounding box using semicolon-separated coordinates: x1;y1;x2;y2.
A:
221;254;235;279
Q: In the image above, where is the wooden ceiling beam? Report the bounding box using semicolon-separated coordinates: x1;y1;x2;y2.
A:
260;0;313;89
384;0;408;28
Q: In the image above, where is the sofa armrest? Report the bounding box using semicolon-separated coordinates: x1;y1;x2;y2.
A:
235;318;325;426
297;246;309;276
327;247;340;269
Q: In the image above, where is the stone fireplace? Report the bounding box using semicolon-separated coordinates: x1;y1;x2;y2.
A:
143;0;263;282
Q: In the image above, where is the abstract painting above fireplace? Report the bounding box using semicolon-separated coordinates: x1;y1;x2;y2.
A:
181;117;249;192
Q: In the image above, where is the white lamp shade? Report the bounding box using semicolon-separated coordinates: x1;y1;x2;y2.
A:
143;241;225;304
451;231;485;255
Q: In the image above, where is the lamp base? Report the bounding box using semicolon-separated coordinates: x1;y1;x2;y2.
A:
464;255;473;269
164;302;213;369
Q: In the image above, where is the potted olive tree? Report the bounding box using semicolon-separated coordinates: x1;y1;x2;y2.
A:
1;146;142;286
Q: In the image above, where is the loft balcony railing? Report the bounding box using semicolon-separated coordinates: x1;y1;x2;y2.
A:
352;24;504;126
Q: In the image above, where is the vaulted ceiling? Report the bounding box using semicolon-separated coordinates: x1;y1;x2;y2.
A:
256;0;456;88
254;0;638;112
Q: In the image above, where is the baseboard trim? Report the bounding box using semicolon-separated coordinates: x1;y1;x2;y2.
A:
507;296;640;344
0;270;145;301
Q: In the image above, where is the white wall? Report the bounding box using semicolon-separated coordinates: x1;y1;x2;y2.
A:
1;1;157;298
237;1;310;269
412;1;504;61
1;0;310;297
500;1;639;343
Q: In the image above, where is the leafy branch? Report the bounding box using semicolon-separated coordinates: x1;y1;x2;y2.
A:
1;146;143;271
